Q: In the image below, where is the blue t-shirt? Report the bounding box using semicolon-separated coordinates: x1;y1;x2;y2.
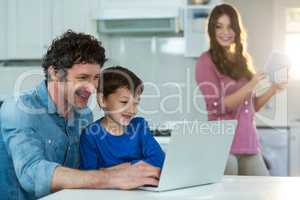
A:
80;117;165;169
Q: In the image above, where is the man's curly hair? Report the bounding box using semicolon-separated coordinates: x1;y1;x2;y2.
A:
42;30;106;80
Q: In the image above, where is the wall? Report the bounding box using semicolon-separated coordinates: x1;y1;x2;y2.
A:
225;0;275;71
223;0;284;126
99;0;284;127
272;0;300;118
102;36;207;128
1;0;300;127
0;67;42;100
225;0;300;126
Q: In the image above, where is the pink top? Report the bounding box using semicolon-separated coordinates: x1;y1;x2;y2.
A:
195;51;260;155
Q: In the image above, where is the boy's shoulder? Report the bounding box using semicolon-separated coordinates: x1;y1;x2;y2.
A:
127;117;150;134
129;117;147;126
82;119;104;136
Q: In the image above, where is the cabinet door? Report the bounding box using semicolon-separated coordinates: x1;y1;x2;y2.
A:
258;128;289;176
289;124;300;176
0;0;8;60
52;0;97;38
7;0;52;59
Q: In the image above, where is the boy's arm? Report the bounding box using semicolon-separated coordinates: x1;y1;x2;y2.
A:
139;119;165;168
79;129;102;170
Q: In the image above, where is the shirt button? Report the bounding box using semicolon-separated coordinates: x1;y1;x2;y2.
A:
213;102;218;106
244;101;249;105
245;109;249;113
48;140;52;144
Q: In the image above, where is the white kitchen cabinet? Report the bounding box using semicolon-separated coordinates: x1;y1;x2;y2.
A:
51;0;107;56
52;0;98;39
0;0;8;60
184;5;210;57
289;117;300;176
7;0;52;59
4;0;98;60
0;66;43;100
183;0;223;57
258;127;289;176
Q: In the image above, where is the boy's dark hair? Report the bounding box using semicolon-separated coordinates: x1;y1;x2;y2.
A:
98;66;144;97
42;30;106;80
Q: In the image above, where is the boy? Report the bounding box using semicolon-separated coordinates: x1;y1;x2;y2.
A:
80;66;165;170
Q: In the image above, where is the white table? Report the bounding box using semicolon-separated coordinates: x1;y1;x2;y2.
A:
41;176;300;200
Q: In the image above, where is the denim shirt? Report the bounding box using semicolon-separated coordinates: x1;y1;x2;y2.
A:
0;81;93;200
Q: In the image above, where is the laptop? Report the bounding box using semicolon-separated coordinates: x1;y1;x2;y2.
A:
140;120;237;192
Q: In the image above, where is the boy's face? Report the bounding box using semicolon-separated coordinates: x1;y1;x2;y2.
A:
98;87;140;126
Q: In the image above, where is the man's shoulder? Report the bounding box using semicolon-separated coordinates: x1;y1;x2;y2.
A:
5;87;44;108
0;91;44;125
74;107;93;128
1;91;35;113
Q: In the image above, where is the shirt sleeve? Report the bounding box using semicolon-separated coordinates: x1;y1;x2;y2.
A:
195;54;234;118
0;101;60;198
137;118;165;168
79;128;102;170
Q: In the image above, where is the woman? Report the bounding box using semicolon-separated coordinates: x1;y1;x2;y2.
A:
195;4;286;176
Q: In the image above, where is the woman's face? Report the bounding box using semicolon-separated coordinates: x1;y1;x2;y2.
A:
215;14;235;48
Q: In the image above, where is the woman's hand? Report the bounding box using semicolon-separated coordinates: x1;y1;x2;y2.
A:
270;81;288;94
247;72;266;92
249;72;266;88
254;80;288;112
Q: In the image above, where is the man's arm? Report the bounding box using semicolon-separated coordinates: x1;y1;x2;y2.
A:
1;101;160;197
1;101;60;197
51;167;105;192
51;161;160;191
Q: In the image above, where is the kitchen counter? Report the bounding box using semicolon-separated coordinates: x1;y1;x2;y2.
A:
40;176;300;200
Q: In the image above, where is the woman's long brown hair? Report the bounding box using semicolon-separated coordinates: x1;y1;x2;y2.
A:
208;4;254;80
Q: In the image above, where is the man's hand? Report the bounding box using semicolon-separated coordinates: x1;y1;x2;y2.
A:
103;161;161;190
51;162;160;192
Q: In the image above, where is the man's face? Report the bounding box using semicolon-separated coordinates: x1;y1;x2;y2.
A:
57;63;101;109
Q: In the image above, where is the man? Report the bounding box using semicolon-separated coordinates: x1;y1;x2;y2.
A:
0;30;160;200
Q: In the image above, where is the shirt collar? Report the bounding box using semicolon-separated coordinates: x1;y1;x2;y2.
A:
36;80;57;114
36;81;91;127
